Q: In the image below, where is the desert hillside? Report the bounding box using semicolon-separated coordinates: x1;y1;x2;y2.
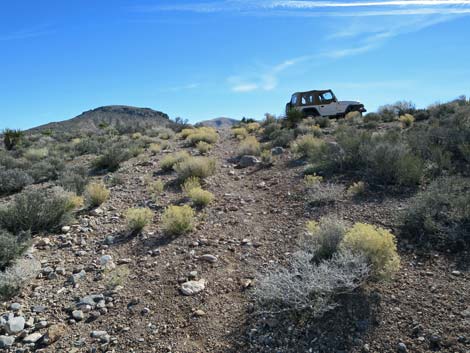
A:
0;99;469;353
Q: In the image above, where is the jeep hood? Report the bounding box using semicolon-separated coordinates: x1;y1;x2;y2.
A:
338;100;363;106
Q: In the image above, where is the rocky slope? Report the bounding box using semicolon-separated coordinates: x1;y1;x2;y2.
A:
0;130;469;353
28;106;171;134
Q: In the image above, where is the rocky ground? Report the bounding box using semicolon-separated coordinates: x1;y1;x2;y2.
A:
0;130;469;353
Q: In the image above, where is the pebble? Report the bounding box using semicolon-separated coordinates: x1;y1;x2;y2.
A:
200;254;218;263
91;330;108;338
9;303;21;311
397;342;407;352
23;332;43;344
72;310;84;321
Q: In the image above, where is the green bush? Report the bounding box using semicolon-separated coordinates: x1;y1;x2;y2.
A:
304;216;348;260
160;151;190;172
285;109;304;128
269;129;295;148
58;166;89;195
341;223;400;280
188;187;214;207
162;205;195;235
85;182;110;207
29;157;65;182
23;147;48;161
238;136;261;156
93;145;131;172
0;257;40;300
125;207;153;232
174;157;216;181
0;188;74;234
0;230;30;270
0;168;33;195
3;129;23;150
292;135;328;160
400;176;470;250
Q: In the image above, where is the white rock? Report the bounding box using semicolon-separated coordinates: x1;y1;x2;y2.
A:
180;279;206;296
23;332;43;343
200;254;218;263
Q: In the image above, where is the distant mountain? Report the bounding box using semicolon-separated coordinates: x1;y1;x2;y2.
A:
29;105;171;133
197;117;239;128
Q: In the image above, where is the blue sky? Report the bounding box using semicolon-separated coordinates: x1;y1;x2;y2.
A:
1;0;470;129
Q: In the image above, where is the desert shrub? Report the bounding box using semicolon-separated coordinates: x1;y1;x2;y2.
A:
0;168;33;195
160;151;190;171
341;223;400;280
146;178;164;195
303;216;348;260
246;122;261;132
292;135;328;160
23;147;48;161
400;176;470;249
186;127;218;146
85;182;110;207
58;166;89;195
162;205;195;235
188;187;214;207
129;145;144;157
345;111;362;121
232;127;249;140
238;136;261;156
126;207;153;232
269;129;295;148
180;128;196;139
74;137;101;155
0;188;74;234
347;181;366;197
0;257;40;300
0;151;31;170
260;150;273;166
399;114;415;128
413;109;430;121
363;112;382;123
181;176;201;194
314;116;331;128
3;129;23;150
296;119;322;137
196;141;212;154
29;157;65;182
174;157;216;181
307;183;345;206
285;108;305;128
106;265;130;290
0;230;30;269
67;194;85;210
303;174;323;187
132;132;142;140
93;145;131;172
149;143;161;155
154;127;175;140
252;250;369;316
108;173;125;186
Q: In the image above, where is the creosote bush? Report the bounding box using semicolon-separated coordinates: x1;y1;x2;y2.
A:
93;145;131;172
0;230;30;269
196;141;212;154
188;187;214;207
162;205;195;235
399;113;414;128
0;168;33;195
174;156;216;181
292;135;328;160
232;127;249;140
0;188;74;234
149;143;161;155
238;136;261;156
160;151;190;172
347;181;366;197
400;176;470;249
125;207;153;232
58;166;89;195
181;176;201;194
304;216;348;260
85;182;110;207
341;223;400;280
185;127;218;146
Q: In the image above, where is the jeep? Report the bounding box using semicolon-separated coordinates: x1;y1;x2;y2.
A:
286;89;366;118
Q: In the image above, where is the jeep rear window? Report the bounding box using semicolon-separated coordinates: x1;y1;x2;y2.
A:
291;95;298;104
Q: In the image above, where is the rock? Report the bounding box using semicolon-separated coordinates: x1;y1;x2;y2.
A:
181;279;206;296
43;323;67;345
271;146;284;155
100;255;115;270
461;308;470;318
61;226;71;233
397;342;407;352
5;316;25;334
451;270;461;276
23;332;43;344
77;294;104;307
91;330;108;339
72;310;84;321
193;309;206;317
0;335;15;348
105;236;115;245
239;155;260;168
36;238;51;247
9;303;21;311
90;208;103;216
32;305;46;313
188;271;198;279
200;254;218;263
69;270;86;284
141;308;150;315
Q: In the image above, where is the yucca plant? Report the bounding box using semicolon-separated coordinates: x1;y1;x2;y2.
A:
3;129;23;150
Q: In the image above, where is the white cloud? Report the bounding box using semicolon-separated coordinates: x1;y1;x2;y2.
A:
232;83;260;92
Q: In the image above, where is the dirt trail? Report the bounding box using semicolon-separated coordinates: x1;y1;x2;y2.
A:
3;130;469;353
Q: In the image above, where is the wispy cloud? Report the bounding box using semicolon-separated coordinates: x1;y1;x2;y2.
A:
135;0;470;16
0;27;53;42
160;83;200;92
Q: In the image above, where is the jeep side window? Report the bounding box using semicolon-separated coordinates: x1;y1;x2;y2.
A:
320;92;334;103
291;95;298;105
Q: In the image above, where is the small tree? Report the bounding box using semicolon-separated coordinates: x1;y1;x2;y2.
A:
3;129;23;150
